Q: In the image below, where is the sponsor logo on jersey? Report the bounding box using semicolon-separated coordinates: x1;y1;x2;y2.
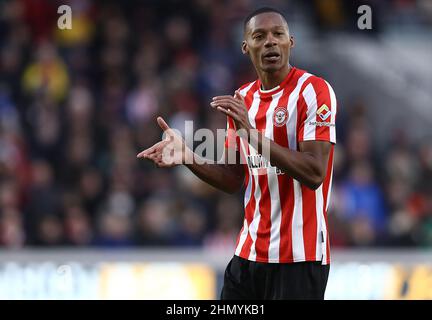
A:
317;104;331;121
247;154;284;175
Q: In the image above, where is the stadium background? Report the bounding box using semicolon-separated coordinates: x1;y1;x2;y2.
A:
0;0;431;299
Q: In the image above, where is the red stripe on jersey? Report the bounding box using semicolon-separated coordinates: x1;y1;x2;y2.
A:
278;177;294;262
253;98;273;262
273;94;293;262
301;186;317;260
296;82;309;143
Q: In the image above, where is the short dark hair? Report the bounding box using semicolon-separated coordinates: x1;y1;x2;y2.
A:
243;7;287;30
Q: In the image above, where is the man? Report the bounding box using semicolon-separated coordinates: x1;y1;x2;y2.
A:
137;7;337;299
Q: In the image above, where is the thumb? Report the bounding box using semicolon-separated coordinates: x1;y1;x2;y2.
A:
157;116;170;132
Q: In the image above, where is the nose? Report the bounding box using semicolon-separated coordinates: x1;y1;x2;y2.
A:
264;33;277;47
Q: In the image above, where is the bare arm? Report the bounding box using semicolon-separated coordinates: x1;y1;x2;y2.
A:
137;117;245;194
184;148;245;194
251;133;331;190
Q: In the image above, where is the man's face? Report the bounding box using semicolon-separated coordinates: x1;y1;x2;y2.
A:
243;12;294;73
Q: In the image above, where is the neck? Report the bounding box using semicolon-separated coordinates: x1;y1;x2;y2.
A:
258;64;292;90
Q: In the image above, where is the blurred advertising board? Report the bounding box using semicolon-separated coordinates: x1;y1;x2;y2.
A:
326;263;432;299
0;250;431;299
0;262;215;299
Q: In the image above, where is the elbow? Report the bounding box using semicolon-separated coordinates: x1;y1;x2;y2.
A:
306;173;325;191
223;177;244;194
224;187;239;194
222;187;239;195
306;163;327;190
308;181;322;191
224;182;243;194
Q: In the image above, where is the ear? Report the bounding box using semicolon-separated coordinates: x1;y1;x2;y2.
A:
290;36;295;49
241;40;249;55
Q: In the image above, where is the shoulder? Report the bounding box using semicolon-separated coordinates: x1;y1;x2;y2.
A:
304;73;331;88
236;80;258;96
301;73;335;94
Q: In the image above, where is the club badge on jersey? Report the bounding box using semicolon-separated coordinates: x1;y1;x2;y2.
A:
273;106;288;127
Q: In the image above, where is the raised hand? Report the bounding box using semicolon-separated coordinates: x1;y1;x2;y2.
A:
211;91;252;136
137;117;191;167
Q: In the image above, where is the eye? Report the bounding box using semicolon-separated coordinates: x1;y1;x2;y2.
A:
274;32;284;36
253;34;263;40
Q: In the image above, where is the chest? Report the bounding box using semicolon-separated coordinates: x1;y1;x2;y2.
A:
246;91;302;142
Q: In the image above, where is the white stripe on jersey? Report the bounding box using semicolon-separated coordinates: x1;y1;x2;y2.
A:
325;80;337;143
265;90;284;262
235;219;249;256
326;165;333;212
248;90;260;130
292;180;305;261
302;83;319;141
325;81;336;213
287;73;312;150
239;81;256;96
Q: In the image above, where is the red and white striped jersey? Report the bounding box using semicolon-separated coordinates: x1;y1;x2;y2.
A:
225;67;336;265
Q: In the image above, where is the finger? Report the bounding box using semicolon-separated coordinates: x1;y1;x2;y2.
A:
216;106;239;121
163;129;176;141
137;147;156;158
148;154;158;163
139;152;158;164
137;141;165;158
210;99;240;111
146;149;160;160
157;116;170;132
137;146;157;158
212;95;237;101
215;97;242;105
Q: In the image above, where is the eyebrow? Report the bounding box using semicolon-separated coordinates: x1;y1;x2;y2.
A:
250;26;286;34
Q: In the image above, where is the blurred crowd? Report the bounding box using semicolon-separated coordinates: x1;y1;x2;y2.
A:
0;0;431;250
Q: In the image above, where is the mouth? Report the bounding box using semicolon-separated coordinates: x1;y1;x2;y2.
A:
262;52;280;63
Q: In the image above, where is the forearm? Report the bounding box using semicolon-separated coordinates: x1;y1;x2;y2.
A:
184;149;244;194
251;132;325;190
